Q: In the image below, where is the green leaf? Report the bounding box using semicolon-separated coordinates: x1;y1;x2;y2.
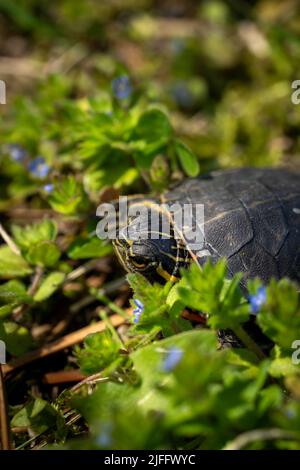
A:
11;220;60;267
130;109;173;169
0;246;32;279
0;305;13;319
174;140;200;177
150;155;170;191
269;357;299;378
132;329;220;407
127;273;178;336
0;280;31;305
11;398;66;437
34;271;65;302
84;147;139;192
178;259;249;330
75;330;120;375
12;218;58;251
128;273;190;335
258;385;283;415
133;109;173;144
48;176;90;215
254;278;300;350
72;329;232;451
0;320;34;356
166;283;186;319
68;237;112;260
26;240;61;267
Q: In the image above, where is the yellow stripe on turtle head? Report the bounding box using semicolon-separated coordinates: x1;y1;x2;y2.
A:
156;263;179;283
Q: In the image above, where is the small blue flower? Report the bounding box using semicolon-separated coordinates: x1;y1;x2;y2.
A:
133;298;144;324
285;408;296;420
96;422;112;448
8;144;27;162
112;75;132;100
134;298;144;310
169;38;185;55
171;82;194;108
43;183;54;193
249;286;267;314
162;347;183;372
28;156;50;179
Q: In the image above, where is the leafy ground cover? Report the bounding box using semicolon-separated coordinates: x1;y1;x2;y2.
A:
0;0;300;450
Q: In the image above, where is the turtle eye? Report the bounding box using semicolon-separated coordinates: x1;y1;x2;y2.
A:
129;256;147;269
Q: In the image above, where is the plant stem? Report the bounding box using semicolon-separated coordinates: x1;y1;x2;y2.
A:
233;324;266;361
96;292;129;319
98;310;125;348
12;266;44;321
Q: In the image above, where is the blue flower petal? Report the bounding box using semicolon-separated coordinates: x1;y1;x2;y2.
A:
112;75;132;100
43;183;54;193
133;298;144;310
133;308;143;324
249;286;267;314
171;82;194;108
8;144;27;162
285;408;296;420
96;422;112;447
132;299;144;324
28;156;50;179
133;314;141;324
162;347;183;372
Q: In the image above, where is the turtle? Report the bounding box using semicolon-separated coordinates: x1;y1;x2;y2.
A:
112;167;300;349
113;168;300;287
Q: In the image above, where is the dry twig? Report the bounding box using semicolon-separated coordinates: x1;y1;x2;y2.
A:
43;369;85;385
0;223;21;255
223;428;298;450
3;313;127;377
0;365;11;450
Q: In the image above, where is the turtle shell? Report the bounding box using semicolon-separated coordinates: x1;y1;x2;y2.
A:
163;168;300;285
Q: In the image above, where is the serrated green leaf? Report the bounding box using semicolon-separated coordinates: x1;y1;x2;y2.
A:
26;240;61;267
48;176;90;215
12;218;57;251
177;260;249;330
75;330;120;375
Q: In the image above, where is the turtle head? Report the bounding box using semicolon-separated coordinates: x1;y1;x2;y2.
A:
113;236;187;283
112;200;190;283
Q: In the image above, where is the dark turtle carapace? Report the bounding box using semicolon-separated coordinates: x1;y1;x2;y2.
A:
113;168;300;287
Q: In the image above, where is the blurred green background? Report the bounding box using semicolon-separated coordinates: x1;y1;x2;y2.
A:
1;0;300;178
